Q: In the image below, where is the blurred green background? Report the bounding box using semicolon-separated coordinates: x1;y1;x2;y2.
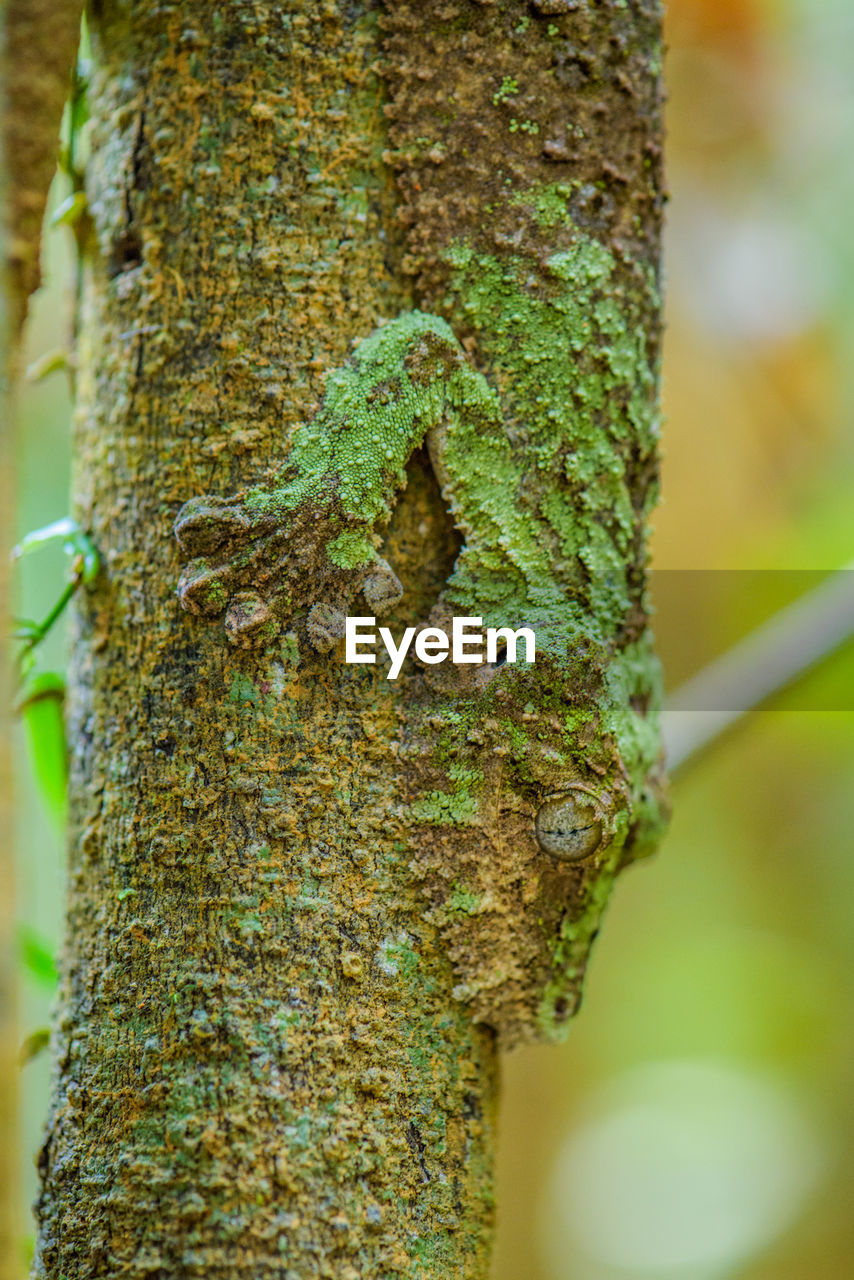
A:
11;0;854;1276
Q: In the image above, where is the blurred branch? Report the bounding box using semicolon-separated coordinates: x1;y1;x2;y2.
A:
1;0;82;350
664;564;854;771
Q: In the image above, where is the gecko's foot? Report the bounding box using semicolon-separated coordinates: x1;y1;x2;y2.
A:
174;492;404;649
225;592;274;648
174;491;289;632
174;495;266;559
306;602;347;654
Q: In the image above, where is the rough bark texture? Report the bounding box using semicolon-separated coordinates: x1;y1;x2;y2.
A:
34;2;664;1277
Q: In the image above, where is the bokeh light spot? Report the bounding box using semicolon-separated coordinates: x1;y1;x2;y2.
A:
540;1059;827;1279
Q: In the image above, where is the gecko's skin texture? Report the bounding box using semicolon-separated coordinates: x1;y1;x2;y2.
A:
175;187;667;1047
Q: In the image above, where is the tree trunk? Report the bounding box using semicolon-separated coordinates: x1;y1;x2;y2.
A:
33;2;665;1277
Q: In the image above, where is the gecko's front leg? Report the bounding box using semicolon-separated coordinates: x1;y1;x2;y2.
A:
175;491;403;651
173;311;501;649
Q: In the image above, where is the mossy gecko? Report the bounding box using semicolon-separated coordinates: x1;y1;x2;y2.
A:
174;191;668;1047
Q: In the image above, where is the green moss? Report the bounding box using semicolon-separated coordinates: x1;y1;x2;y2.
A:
228;672;260;706
448;885;482;915
325;529;375;568
194;576;228;612
409;788;480;827
492;76;519;105
510;179;578;227
280;632;300;667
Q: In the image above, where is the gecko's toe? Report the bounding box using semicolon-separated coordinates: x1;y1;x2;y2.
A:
174;496;255;557
177;558;233;616
307;602;346;653
225;592;274;648
362;558;403;615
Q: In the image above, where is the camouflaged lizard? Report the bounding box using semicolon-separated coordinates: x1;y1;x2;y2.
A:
174;180;668;1048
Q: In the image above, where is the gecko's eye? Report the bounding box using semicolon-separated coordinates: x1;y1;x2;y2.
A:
535;791;604;861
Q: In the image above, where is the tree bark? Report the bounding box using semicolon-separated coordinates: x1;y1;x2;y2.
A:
33;2;665;1277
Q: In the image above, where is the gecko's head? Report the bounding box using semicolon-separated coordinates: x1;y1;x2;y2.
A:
409;625;668;1048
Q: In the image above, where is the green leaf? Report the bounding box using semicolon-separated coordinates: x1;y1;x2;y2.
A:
17;674;67;825
18;927;58;990
69;70;90;138
19;1028;51;1066
12;516;77;558
25;348;70;383
12;517;99;584
49;190;88;228
12;620;42;642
